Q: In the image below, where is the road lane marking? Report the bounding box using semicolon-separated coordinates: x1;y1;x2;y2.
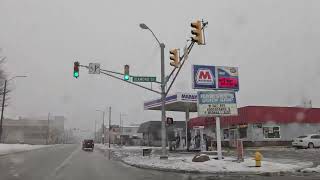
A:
45;146;80;180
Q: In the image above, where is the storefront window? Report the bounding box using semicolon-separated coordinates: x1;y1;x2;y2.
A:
239;127;247;139
223;129;229;140
263;126;280;139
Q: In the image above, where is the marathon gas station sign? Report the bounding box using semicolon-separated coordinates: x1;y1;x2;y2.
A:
192;65;239;91
197;91;238;117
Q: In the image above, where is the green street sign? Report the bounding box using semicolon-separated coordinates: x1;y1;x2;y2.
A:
132;76;157;82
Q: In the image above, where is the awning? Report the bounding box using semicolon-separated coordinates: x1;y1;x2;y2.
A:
144;92;197;112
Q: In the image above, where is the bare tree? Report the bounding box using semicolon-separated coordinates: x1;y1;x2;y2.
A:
0;55;10;108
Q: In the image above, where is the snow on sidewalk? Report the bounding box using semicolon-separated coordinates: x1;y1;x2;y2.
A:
0;144;51;155
96;145;313;174
301;165;320;173
96;144;161;150
123;155;313;174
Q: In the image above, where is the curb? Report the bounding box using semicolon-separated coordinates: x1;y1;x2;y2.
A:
121;159;292;176
95;146;312;177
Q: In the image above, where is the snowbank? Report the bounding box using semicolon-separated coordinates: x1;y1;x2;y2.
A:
96;145;313;174
95;144;115;150
122;155;313;174
0;144;50;155
95;144;162;152
301;165;320;173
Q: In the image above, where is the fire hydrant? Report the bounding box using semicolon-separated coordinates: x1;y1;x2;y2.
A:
254;151;262;167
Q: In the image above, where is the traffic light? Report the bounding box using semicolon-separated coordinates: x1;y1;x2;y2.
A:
166;117;174;125
169;49;180;68
73;61;80;78
191;20;203;45
124;64;129;81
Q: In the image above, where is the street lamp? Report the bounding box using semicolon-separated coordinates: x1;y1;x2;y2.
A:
96;109;105;145
0;75;27;143
119;113;127;146
139;23;168;159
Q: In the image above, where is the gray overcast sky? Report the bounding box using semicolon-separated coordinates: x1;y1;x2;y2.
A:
1;0;320;130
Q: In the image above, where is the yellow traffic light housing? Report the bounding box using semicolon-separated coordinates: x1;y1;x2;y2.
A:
191;20;203;45
169;49;180;68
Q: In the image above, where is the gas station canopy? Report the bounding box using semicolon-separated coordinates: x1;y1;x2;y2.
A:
144;92;198;112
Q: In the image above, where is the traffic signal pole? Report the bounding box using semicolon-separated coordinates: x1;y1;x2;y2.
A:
74;20;208;159
160;43;167;159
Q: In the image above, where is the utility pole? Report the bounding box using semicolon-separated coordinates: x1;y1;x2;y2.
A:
102;111;105;145
119;113;126;146
46;112;50;145
94;119;97;142
119;113;122;146
108;106;111;148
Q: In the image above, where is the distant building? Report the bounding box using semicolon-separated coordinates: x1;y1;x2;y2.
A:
105;125;143;146
2;116;65;144
137;121;186;147
189;106;320;147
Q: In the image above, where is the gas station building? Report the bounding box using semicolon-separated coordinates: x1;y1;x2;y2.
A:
145;93;320;148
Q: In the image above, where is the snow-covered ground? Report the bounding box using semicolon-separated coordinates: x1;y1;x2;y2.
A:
95;144;161;150
301;165;320;173
123;155;312;174
246;146;320;152
96;145;313;174
0;144;51;155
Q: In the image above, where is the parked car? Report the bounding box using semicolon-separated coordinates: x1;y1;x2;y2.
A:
82;139;94;151
292;134;320;148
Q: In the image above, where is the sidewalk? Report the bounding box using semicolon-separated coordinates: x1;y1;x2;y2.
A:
96;145;314;175
0;143;52;156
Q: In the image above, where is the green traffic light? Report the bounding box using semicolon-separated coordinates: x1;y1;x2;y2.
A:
124;74;129;81
74;71;79;78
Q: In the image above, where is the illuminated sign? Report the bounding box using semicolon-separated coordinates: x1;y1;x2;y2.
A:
192;65;216;89
197;91;238;117
192;65;239;91
217;66;239;90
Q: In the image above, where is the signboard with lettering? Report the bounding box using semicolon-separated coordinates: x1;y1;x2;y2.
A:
197;91;238;117
179;93;197;102
192;65;239;91
192;65;216;89
217;66;239;90
132;76;156;82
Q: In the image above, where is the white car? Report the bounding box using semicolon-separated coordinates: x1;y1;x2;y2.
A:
292;134;320;148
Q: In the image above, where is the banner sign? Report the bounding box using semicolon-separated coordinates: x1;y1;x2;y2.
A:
197;91;238;117
192;65;239;91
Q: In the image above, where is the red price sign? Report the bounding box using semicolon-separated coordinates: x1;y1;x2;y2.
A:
218;77;238;89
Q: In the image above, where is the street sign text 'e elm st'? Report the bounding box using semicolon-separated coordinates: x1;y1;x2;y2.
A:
132;76;156;82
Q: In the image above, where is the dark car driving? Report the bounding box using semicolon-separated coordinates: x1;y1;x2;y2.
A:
82;139;94;151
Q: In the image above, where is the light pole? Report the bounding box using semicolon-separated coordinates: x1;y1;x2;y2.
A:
119;113;127;146
0;75;27;143
46;112;50;145
140;23;167;159
108;106;111;148
94;119;97;142
96;109;105;145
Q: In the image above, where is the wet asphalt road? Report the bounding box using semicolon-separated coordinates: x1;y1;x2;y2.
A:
0;144;319;180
